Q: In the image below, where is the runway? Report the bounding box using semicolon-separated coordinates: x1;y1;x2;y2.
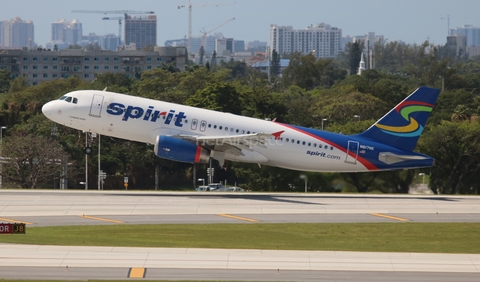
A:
1;190;480;281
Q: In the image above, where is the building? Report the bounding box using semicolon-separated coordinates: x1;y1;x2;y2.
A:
1;17;34;49
51;19;82;46
124;15;157;50
0;46;187;86
446;34;467;57
451;25;480;47
466;46;480;58
270;23;342;58
165;32;225;55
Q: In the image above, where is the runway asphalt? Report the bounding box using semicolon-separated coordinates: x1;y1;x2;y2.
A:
1;189;480;281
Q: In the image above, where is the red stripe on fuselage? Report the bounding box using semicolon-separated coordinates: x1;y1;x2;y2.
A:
277;123;378;171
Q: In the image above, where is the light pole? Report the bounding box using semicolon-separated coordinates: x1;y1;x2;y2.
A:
0;126;6;189
354;115;360;121
321;118;327;130
300;174;308;193
84;132;88;190
98;134;101;190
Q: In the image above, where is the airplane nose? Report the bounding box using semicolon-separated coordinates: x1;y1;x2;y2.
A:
42;101;57;119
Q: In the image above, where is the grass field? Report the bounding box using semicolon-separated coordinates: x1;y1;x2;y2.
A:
1;222;480;254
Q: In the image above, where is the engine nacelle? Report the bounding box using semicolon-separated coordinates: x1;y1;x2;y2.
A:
154;135;210;163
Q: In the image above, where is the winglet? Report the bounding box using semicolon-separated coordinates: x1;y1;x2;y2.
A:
272;130;284;140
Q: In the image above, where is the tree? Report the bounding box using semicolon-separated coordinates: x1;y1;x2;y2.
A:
281;52;334;90
8;76;29;93
199;46;205;65
347;41;362;75
185;82;243;114
211;50;217;68
270;49;281;79
418;121;480;194
2;131;66;188
0;69;12;94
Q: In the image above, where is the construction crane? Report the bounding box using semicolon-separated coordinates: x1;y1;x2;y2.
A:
441;15;468;36
102;17;124;42
177;1;235;52
72;10;154;15
200;17;235;51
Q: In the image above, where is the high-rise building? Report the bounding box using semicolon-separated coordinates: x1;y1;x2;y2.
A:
270;23;342;58
451;25;480;46
1;17;34;48
124;15;157;50
51;19;82;46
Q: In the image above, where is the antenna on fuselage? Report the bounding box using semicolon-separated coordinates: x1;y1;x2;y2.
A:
102;87;107;91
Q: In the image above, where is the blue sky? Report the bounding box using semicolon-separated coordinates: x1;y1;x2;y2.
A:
1;0;479;47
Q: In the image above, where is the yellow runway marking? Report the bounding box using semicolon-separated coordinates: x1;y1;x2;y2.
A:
370;213;409;222
128;267;146;278
0;217;33;225
78;215;124;224
217;214;260;222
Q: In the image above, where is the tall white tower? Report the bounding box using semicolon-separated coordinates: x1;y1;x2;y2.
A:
357;52;366;75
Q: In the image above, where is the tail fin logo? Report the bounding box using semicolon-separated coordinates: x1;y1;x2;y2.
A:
375;101;433;137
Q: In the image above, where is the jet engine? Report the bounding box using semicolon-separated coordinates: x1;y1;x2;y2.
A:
154;135;210;163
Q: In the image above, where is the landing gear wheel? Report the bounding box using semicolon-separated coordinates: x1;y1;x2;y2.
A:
84;146;92;155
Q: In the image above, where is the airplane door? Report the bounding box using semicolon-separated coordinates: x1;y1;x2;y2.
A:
89;94;104;117
200;120;207;132
345;140;359;164
191;119;198;130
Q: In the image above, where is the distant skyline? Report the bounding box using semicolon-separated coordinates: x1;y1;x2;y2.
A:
1;0;479;48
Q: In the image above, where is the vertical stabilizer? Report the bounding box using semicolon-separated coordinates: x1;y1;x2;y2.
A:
355;86;440;151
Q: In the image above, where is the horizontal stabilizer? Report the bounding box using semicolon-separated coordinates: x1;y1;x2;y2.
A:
379;152;430;165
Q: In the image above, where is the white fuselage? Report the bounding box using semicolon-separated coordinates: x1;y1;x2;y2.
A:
42;90;369;172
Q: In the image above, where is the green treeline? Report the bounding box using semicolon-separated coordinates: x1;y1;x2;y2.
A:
1;40;480;194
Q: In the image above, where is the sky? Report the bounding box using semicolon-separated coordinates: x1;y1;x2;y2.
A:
1;0;479;47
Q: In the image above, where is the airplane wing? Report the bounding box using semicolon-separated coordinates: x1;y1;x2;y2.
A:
177;130;284;156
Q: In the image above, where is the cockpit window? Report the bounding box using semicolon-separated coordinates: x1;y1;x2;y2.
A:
59;96;67;100
73;98;78;104
65;96;72;102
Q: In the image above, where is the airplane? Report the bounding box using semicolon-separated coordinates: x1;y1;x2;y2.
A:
42;86;440;172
